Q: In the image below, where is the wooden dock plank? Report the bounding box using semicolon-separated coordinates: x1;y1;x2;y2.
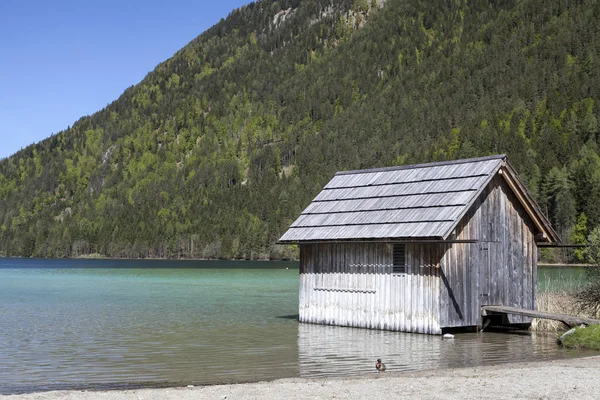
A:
482;305;600;327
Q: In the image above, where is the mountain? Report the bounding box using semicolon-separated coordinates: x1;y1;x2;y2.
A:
1;0;599;260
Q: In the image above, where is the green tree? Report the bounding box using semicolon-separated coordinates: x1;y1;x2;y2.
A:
571;212;588;261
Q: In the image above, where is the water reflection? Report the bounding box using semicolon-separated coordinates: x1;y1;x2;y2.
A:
0;262;597;395
296;324;593;378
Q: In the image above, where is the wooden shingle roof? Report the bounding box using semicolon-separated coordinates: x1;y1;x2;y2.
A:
278;155;559;243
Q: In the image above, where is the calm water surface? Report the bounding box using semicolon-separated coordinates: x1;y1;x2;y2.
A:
0;259;595;394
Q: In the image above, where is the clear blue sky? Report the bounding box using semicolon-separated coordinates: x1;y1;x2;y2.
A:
0;0;252;160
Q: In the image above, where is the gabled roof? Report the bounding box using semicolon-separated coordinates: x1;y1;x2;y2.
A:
278;155;559;244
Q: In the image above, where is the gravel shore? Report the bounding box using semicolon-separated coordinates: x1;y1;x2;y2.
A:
6;356;600;400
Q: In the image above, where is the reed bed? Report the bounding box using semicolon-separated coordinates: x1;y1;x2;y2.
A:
533;292;586;331
532;271;599;332
537;269;588;294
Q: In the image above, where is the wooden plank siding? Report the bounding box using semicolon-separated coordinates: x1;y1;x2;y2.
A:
291;156;551;334
299;243;442;334
299;173;539;333
439;175;538;328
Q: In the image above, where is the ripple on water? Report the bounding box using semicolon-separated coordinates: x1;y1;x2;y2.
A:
0;261;596;394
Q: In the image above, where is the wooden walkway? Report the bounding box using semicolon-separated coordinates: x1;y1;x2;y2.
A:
482;305;600;328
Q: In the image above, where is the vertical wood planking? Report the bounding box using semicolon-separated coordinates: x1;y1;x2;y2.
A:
410;245;416;332
532;232;537;311
297;173;540;332
439;244;447;327
297;164;544;332
401;245;408;331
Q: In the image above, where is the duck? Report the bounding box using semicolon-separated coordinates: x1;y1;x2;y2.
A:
375;358;386;373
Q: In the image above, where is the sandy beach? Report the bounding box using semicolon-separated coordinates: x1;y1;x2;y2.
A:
5;355;600;400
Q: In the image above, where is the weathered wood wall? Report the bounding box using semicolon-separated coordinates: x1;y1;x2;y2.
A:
299;243;441;334
440;174;537;327
438;241;480;328
299;174;538;333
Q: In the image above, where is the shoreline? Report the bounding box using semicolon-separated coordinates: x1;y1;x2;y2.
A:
4;256;590;267
5;355;600;400
0;256;299;262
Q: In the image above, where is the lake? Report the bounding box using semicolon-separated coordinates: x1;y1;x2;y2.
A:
0;258;595;394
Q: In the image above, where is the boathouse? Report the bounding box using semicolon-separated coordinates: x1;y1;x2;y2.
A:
278;155;559;334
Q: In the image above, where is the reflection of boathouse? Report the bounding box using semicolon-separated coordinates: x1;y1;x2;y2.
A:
278;155;559;334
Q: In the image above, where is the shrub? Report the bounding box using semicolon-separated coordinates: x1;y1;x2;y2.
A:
577;228;600;314
560;324;600;350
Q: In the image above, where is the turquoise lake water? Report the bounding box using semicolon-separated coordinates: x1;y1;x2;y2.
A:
0;259;595;394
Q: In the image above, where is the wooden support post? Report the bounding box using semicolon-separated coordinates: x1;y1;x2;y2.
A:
481;318;492;332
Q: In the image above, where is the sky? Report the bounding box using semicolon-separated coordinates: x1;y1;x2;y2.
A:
0;0;252;160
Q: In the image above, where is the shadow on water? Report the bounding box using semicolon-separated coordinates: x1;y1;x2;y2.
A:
484;329;534;336
276;314;300;320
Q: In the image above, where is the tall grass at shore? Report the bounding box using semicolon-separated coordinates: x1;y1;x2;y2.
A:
533;270;598;332
534;292;587;331
560;324;600;350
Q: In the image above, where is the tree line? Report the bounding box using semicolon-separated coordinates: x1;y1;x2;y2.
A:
0;0;599;261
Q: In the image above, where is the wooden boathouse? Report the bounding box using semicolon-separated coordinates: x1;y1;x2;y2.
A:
278;155;559;334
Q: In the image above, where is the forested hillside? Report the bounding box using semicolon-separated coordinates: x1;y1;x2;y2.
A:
1;0;599;260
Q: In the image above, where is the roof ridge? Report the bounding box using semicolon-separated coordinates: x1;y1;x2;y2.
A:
335;154;507;176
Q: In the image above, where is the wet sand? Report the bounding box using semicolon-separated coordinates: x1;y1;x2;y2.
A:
6;356;600;400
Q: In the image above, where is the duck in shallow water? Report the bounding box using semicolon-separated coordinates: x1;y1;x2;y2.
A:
375;358;386;373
